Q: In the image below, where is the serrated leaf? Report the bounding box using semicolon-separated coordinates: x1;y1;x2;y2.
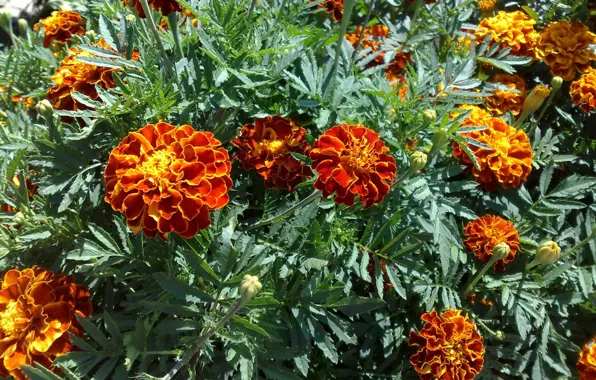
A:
153;273;213;303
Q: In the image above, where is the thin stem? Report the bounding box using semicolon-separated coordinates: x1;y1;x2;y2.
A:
390;167;413;190
558;232;596;262
247;0;258;20
330;0;356;81
138;0;174;76
408;0;423;37
163;299;245;380
351;0;376;60
463;255;499;295
246;190;321;231
168;12;183;58
275;0;288;23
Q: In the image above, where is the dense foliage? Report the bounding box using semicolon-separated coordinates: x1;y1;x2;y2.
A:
0;0;596;378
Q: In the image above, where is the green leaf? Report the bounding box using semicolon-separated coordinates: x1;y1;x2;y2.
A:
21;365;64;380
329;296;385;317
231;315;270;338
76;316;115;350
153;272;213;303
245;296;281;308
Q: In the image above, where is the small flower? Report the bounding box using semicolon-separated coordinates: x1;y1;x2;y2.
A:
122;0;181;18
0;266;92;380
312;0;344;22
522;85;551;115
485;74;528;116
464;215;520;271
240;275;262;301
231;116;313;191
533;241;561;265
34;10;85;48
409;151;428;172
310;124;397;208
577;337;596;380
472;11;538;58
570;68;596;113
104;122;233;240
422;109;437;123
536;21;596;81
409;309;485;380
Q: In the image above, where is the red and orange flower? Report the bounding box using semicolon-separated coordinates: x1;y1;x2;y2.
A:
463;215;519;271
104;122;233;240
452;114;533;191
312;0;344;22
231;116;312;191
122;0;181;18
34;11;85;48
409;309;485;380
310;124;396;208
577;337;596;380
0;266;92;380
485;74;528;116
570;67;596;113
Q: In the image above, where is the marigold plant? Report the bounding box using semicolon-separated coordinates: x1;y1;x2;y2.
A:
34;10;85;48
122;0;181;18
313;0;344;22
464;215;520;271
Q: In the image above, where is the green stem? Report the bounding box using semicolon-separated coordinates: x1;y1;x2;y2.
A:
275;0;288;23
162;299;245;380
351;0;376;60
557;232;596;262
408;0;423;37
246;190;321;231
390;167;414;190
247;0;258;20
138;0;174;76
168;12;183;58
47;116;55;142
330;0;356;81
463;255;499;295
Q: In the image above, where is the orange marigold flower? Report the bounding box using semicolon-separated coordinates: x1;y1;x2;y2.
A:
452;105;492;127
231;116;313;191
312;0;344;22
452;115;533;191
473;11;538;58
346;25;389;67
364;249;394;291
310;124;397;208
386;72;408;100
34;11;85;48
104;122;233;240
463;215;519;271
485;74;527;116
570;67;596;113
536;21;596;81
0;266;92;380
47;38;139;117
1;174;38;213
122;0;181;18
577;337;596;380
409;309;485;380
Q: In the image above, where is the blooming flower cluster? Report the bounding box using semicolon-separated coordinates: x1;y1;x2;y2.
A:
463;215;520;271
472;11;538;58
570;68;596;113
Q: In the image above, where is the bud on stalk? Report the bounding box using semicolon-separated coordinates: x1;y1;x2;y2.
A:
527;241;561;269
17;19;28;36
240;275;262;301
409;151;428;172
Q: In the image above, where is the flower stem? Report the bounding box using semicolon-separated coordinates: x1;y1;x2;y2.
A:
246;190;321;231
557;232;596;262
167;12;183;58
463;255;499;295
390;167;414;190
408;0;423;37
162;299;245;380
330;0;356;81
351;0;376;60
247;0;258;20
138;0;174;76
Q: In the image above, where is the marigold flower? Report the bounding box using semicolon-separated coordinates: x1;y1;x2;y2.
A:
122;0;181;18
570;68;596;113
310;124;397;208
536;21;596;81
577;337;596;380
231;116;313;191
0;266;92;380
453;105;492;127
346;25;389;66
312;0;344;22
452;115;533;191
104;122;233;240
34;11;85;48
404;136;419;153
485;74;527;116
473;11;538;58
386;72;409;100
409;309;485;380
463;215;520;271
478;0;496;13
47;38;139;117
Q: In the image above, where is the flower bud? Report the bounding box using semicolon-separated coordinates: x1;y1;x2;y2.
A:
35;100;53;118
240;275;262;301
17;19;28;35
522;85;551;115
85;30;96;40
125;14;136;23
534;241;561;265
551;76;563;91
478;0;496;18
423;109;437;123
409;151;427;172
431;129;450;150
491;242;510;261
13;212;25;225
494;330;505;341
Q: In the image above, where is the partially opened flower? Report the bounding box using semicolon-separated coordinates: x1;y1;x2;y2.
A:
312;0;344;22
463;215;520;271
1;174;39;213
310;124;397;208
409;309;485;379
472;11;538;58
577;337;596;380
122;0;181;18
104;122;233;240
570;67;596;113
485;74;527;116
34;10;85;48
536;21;596;81
231;116;313;191
452;116;533;191
0;266;92;380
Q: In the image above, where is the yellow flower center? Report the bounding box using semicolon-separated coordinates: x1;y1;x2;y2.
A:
255;139;287;156
0;300;27;337
342;141;377;172
139;149;172;178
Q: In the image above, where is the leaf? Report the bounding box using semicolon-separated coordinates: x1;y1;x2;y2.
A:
329;296;385;317
246;296;281;308
21;365;64;380
452;135;480;170
153;273;213;303
548;175;596;198
76;316;115;350
88;224;122;254
98;15;120;51
231;316;270;338
540;161;555;196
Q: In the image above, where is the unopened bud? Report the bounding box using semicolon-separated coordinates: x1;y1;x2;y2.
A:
409;151;427;172
17;19;28;35
85;30;96;39
125;14;136;23
13;212;25;225
431;130;450;150
478;0;496;18
522;85;551;115
423;109;437;123
551;76;563;91
35;99;53;118
491;242;510;261
534;241;561;265
240;275;262;301
494;330;505;340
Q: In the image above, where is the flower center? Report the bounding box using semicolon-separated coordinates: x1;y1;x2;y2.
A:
139;149;172;178
255;139;287;156
0;300;27;337
342;141;376;172
444;342;466;365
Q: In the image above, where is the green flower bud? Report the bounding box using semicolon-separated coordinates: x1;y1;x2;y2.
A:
423;109;437;123
491;242;510;261
494;330;505;340
17;19;28;35
551;76;563;91
13;212;26;225
409;151;427;172
125;14;136;23
35;100;53;118
534;241;561;265
431;130;450;150
86;30;96;39
240;275;262;301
